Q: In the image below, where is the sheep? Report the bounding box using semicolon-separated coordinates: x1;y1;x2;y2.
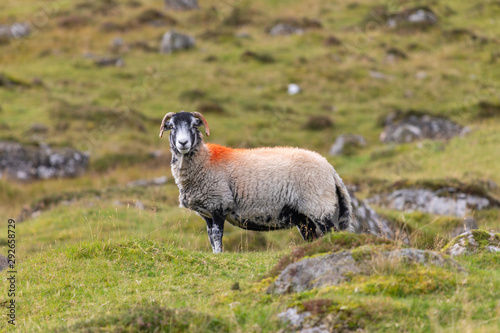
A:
159;111;354;253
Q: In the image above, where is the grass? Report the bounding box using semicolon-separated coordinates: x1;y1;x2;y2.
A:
0;0;500;331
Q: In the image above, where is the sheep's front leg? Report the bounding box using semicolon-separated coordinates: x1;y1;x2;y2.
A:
200;211;226;253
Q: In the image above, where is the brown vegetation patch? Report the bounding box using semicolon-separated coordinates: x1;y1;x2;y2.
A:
323;35;342;47
74;0;118;15
240;51;275;64
57;15;89;29
302;299;333;316
134;9;177;27
477;101;500;118
179;89;206;102
197;102;226;114
305;115;333;130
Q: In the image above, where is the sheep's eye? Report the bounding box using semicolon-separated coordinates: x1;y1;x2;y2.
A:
165;124;173;130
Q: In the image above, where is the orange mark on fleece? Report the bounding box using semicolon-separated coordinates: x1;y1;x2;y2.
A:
207;143;236;162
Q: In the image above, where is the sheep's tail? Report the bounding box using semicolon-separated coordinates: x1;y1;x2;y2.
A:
333;171;354;232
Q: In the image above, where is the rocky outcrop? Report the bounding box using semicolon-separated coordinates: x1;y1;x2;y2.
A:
364;6;438;32
0;141;89;181
165;0;198;11
329;134;366;156
367;188;497;217
380;113;466;143
159;30;195;54
442;230;500;257
387;7;438;30
269;247;462;294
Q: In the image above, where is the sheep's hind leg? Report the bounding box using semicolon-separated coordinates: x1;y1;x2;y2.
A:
296;218;319;242
316;215;340;235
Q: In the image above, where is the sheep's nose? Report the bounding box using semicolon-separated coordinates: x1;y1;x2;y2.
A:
178;140;188;146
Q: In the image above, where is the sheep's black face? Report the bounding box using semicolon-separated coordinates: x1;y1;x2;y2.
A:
166;112;203;155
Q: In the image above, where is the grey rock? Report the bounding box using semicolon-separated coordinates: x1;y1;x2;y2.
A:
165;0;198;11
110;37;128;53
367;188;494;217
329;134;366;156
160;30;195;54
0;23;30;41
0;141;89;181
270;251;364;294
278;307;329;333
94;57;124;67
269;23;304;36
386;7;438;30
270;247;462;294
380;114;466;143
278;308;311;326
0;255;8;272
442;230;500;257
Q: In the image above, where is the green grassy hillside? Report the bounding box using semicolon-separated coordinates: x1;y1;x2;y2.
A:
1;0;499;331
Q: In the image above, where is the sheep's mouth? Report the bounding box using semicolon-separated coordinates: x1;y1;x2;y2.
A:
177;148;190;154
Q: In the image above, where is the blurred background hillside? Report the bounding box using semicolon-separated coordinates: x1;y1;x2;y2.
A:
1;0;500;331
1;0;499;248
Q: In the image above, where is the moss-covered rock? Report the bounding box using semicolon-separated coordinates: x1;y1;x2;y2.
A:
266;232;395;279
441;230;500;256
268;244;463;294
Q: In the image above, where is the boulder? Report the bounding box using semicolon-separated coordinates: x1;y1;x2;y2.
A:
0;141;89;181
269;247;462;294
329;134;366;156
380;113;466;143
367;188;497;217
159;30;195;54
442;230;500;256
165;0;198;11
